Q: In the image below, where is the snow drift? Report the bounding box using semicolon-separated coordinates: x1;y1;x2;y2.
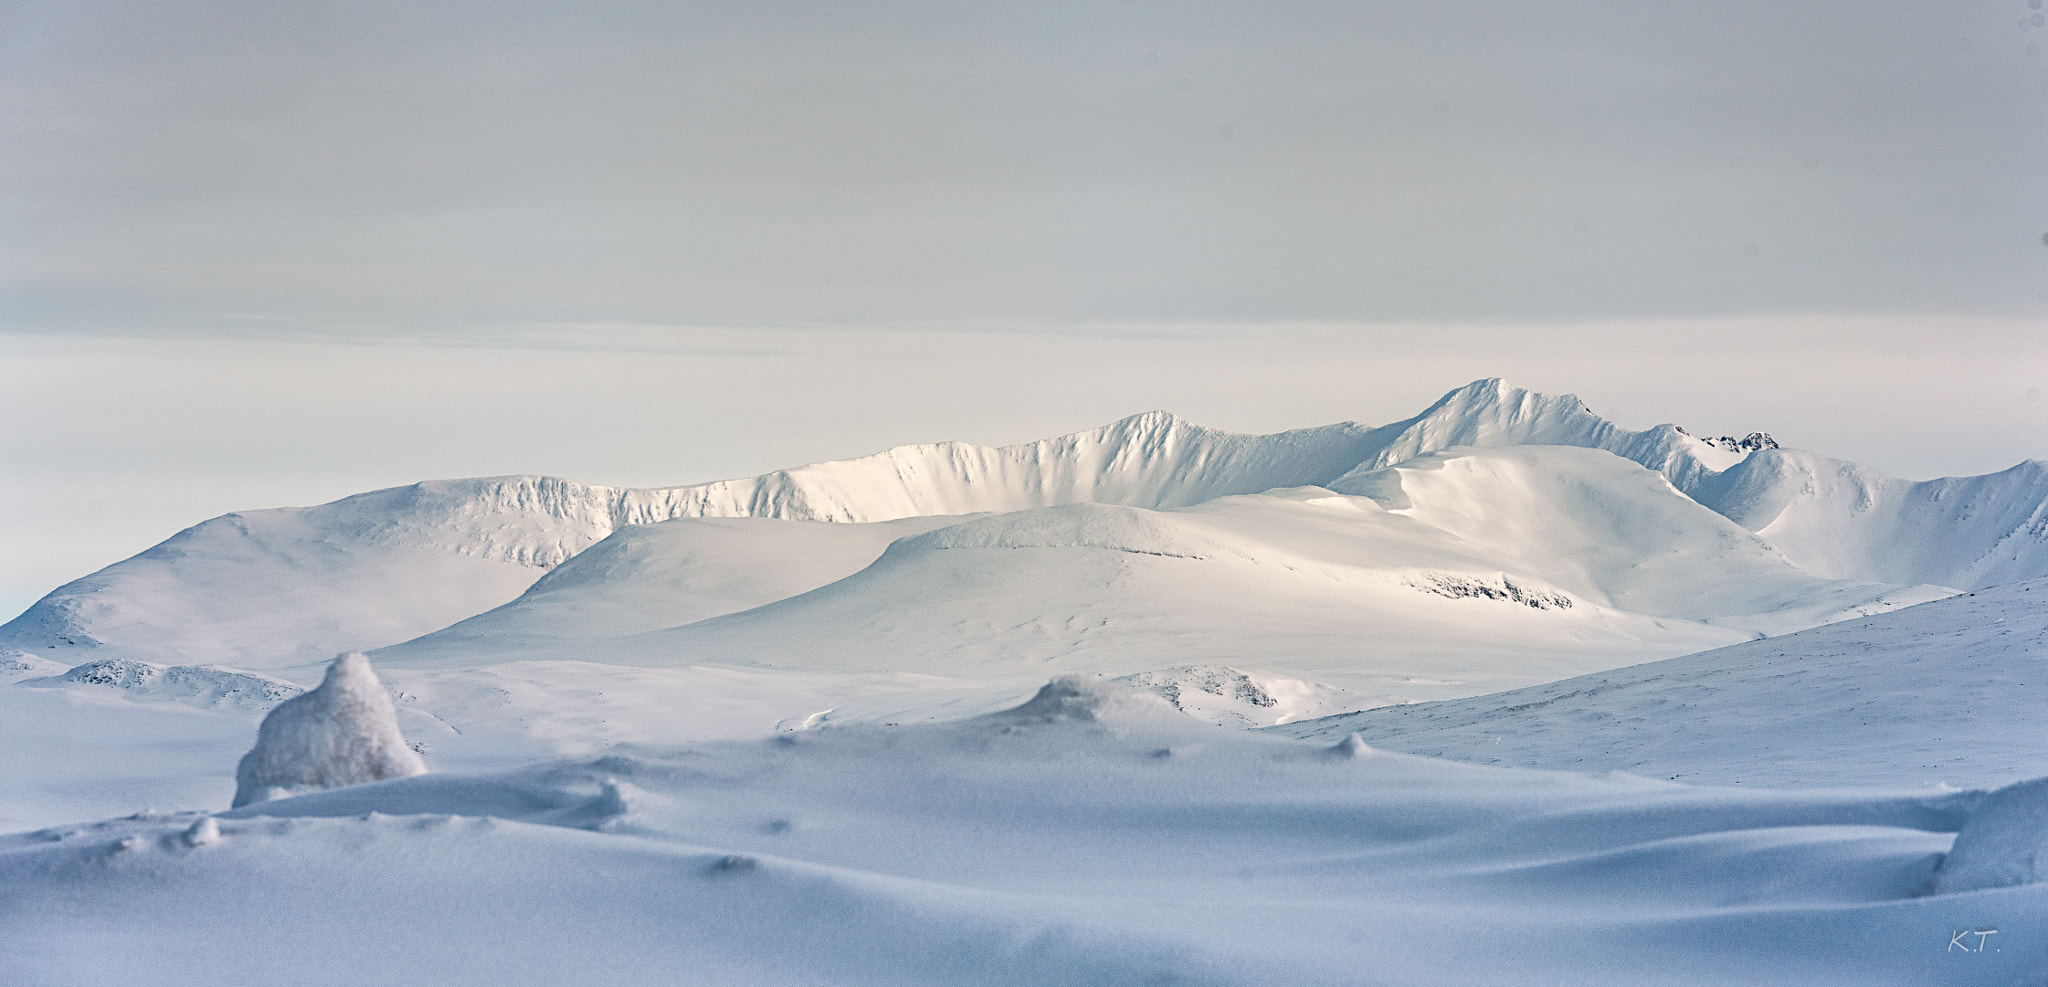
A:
232;653;426;808
1932;774;2048;894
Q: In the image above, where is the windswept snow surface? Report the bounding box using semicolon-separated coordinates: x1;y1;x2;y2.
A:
1270;579;2048;789
2;680;2036;987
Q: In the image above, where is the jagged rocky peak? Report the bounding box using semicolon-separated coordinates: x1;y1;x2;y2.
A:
1700;432;1779;454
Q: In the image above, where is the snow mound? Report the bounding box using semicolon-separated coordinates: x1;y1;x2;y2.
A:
22;657;304;709
899;503;1226;559
1931;776;2048;894
1110;665;1352;727
979;674;1184;726
379;515;953;663
232;653;426;808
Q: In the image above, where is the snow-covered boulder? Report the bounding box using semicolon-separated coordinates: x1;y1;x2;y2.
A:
231;652;426;808
1931;776;2048;894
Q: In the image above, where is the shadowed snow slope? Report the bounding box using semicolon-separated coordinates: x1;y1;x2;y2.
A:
1269;579;2048;789
18;377;2040;670
2;695;2033;987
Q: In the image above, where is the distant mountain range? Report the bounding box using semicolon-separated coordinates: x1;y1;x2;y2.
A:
4;379;2042;704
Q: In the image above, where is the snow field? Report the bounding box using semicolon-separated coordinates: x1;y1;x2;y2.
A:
2;680;2038;986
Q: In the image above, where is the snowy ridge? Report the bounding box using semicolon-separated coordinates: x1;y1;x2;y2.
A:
332;408;1396;564
1337;378;1750;493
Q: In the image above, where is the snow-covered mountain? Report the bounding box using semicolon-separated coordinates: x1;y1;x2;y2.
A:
4;374;2048;675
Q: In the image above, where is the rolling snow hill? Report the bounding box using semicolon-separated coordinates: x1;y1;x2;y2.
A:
542;447;1940;697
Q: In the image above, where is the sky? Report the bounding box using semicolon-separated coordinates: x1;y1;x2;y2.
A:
2;0;2045;619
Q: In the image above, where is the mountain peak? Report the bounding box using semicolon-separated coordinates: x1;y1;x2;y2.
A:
1349;379;1611;474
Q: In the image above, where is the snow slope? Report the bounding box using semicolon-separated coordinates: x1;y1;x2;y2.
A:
391;515;961;663
1698;451;2048;589
1270;578;2048;789
2;682;2033;987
